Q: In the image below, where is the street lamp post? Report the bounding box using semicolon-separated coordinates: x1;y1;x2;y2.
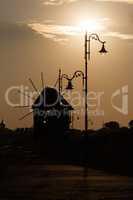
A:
84;32;107;132
58;32;107;132
58;69;85;130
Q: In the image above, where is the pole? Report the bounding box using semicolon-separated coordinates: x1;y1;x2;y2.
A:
59;69;61;95
85;32;88;132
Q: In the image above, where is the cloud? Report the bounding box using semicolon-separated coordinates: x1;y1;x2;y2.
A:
28;23;79;36
43;0;78;6
28;18;107;41
105;32;133;40
28;23;79;43
97;0;133;4
29;22;133;42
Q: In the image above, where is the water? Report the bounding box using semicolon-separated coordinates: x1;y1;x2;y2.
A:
0;164;133;199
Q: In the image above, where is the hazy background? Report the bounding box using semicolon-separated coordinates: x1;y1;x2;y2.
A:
0;0;133;129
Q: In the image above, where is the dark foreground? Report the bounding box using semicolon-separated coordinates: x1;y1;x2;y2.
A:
0;143;133;200
1;162;133;200
0;128;133;199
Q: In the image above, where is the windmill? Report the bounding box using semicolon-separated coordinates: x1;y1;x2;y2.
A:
15;72;45;121
16;72;73;139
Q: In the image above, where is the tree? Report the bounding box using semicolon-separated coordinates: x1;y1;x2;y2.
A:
128;120;133;129
104;121;120;129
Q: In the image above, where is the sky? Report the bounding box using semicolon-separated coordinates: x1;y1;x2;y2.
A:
1;0;133;129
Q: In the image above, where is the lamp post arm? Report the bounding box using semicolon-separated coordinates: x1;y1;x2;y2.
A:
88;33;105;44
60;74;71;92
61;74;70;80
71;70;85;88
71;70;85;80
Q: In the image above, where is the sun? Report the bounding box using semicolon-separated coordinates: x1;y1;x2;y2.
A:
79;19;105;33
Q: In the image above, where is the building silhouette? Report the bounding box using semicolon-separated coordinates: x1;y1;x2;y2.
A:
32;87;73;138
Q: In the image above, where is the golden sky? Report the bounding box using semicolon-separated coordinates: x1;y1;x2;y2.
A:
0;0;133;129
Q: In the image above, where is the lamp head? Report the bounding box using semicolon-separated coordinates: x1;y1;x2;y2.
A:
99;42;108;54
66;80;74;90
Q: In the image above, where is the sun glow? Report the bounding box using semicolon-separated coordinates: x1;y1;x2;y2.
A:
29;18;107;42
79;19;105;33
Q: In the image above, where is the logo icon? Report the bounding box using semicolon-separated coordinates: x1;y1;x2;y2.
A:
111;85;128;115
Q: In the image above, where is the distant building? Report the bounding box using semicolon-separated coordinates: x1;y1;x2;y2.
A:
32;87;73;138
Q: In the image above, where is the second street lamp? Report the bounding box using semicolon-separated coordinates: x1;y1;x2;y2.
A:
59;69;85;93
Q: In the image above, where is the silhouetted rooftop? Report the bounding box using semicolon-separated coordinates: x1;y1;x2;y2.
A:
33;87;73;111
